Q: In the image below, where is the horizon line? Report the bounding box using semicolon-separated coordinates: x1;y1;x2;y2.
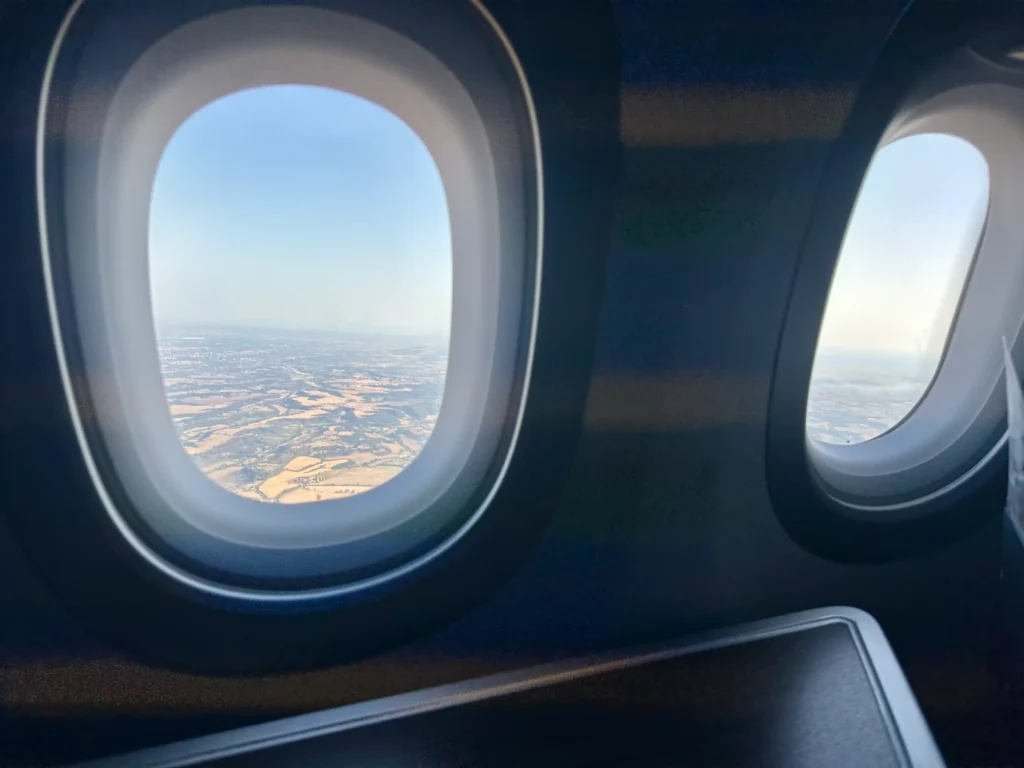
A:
155;321;450;340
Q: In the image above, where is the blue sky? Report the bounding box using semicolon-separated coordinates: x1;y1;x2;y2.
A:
150;86;988;372
149;85;452;337
814;132;990;376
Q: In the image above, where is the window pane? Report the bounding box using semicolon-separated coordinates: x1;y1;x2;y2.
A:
150;86;452;502
807;133;989;445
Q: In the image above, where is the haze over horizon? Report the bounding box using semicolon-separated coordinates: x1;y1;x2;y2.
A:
155;318;451;341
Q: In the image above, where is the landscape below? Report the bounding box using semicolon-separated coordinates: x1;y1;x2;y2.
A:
159;327;447;504
160;329;926;504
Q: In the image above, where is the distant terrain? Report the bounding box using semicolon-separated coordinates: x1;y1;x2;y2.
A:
158;327;447;503
806;351;930;444
160;330;926;497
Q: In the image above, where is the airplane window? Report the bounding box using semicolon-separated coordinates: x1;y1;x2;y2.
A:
150;85;451;504
41;1;538;589
806;133;989;446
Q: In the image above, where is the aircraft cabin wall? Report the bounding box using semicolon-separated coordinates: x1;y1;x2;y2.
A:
0;0;1010;765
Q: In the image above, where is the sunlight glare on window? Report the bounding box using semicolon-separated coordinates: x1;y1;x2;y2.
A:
149;85;452;503
807;133;989;445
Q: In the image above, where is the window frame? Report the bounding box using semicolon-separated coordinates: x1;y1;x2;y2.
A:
38;0;545;599
767;1;1023;562
1;0;618;674
806;97;1012;511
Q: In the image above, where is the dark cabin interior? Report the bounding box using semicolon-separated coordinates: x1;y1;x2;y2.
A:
2;1;1024;766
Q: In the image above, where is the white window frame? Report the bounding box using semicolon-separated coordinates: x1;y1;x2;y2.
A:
807;66;1024;514
39;3;542;597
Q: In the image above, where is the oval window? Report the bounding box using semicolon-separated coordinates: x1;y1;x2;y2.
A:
807;133;989;446
150;85;452;504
